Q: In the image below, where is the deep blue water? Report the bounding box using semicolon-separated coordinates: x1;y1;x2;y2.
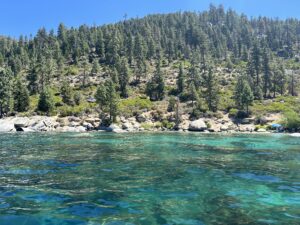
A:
0;132;299;224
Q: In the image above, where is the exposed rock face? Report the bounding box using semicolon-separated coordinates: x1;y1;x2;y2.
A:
13;117;31;129
0;119;15;132
0;112;278;133
220;125;229;132
179;120;189;131
68;116;81;123
29;117;58;132
238;124;255;132
188;119;207;132
0;116;58;132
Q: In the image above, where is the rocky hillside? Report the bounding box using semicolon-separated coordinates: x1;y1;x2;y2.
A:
1;5;300;132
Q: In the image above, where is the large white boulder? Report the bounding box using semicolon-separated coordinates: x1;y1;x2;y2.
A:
188;119;207;132
107;124;126;133
0;119;15;132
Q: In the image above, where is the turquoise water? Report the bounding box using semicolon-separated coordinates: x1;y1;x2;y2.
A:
0;133;299;225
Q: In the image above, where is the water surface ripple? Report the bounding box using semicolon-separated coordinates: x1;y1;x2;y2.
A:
0;132;299;224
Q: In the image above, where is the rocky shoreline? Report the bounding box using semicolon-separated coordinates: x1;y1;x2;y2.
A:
0;112;289;134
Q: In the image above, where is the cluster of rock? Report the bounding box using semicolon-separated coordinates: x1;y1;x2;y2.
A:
177;115;258;133
0;112;278;133
0;116;58;132
0;116;99;133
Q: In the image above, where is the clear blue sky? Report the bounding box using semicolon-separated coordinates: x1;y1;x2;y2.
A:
1;0;300;37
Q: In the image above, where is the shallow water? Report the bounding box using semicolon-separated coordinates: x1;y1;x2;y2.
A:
0;132;299;225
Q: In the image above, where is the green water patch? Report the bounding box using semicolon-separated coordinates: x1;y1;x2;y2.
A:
0;132;299;224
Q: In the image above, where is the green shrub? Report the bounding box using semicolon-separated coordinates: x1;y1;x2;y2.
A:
179;92;190;102
229;108;238;118
167;96;177;112
151;109;165;121
190;108;203;119
236;110;248;119
119;97;153;117
254;125;268;131
228;108;248;119
251;96;300;115
141;122;154;130
38;87;55;113
66;66;79;76
214;112;224;119
206;121;212;129
282;111;300;130
74;91;82;105
58;105;84;117
162;120;175;129
154;122;162;128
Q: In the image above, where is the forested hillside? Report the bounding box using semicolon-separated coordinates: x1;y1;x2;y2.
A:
0;5;300;130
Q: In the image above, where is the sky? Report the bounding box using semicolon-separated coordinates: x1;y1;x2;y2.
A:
1;0;300;37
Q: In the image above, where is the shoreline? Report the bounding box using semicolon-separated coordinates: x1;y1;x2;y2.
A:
1;129;299;138
0;115;296;135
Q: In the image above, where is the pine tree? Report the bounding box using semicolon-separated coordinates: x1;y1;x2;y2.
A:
0;68;13;117
96;30;105;61
135;58;147;84
203;67;220;112
106;79;119;123
27;61;40;94
271;63;286;98
14;77;30;112
133;34;147;84
189;82;199;108
119;58;130;98
110;68;119;89
106;32;120;65
126;35;134;66
242;82;254;114
235;75;254;114
288;70;297;96
249;41;261;86
262;48;271;98
188;54;201;87
254;86;264;101
278;63;286;96
38;87;55;113
189;82;205;117
177;63;185;94
91;59;100;75
80;56;90;87
61;81;74;105
57;23;68;56
146;60;165;101
95;83;107;111
95;80;119;123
